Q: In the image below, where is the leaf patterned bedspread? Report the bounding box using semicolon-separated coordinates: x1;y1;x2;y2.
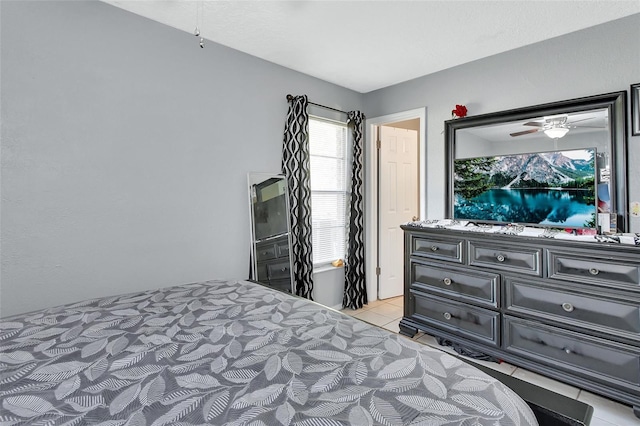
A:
0;280;538;425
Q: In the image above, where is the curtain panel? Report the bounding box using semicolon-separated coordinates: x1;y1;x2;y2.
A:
343;111;367;309
282;95;314;299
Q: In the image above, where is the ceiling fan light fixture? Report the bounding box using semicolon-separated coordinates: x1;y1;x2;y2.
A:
544;127;569;139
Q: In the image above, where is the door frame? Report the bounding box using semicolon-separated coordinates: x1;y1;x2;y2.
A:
365;108;427;303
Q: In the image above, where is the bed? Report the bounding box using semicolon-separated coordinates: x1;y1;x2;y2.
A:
0;279;538;425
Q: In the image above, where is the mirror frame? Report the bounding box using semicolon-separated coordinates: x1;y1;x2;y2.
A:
444;91;628;232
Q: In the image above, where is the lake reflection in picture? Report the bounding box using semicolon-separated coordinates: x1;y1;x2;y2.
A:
455;188;595;228
453;148;597;228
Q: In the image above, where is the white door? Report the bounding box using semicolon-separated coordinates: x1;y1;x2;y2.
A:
378;125;419;299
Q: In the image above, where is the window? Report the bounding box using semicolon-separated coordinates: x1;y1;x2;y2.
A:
309;117;350;266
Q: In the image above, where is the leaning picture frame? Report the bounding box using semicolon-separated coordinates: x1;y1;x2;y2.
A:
632;83;640;136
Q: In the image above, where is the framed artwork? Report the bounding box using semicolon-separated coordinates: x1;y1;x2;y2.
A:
632;83;640;136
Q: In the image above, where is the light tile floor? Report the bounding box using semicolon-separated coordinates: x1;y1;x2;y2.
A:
341;296;640;426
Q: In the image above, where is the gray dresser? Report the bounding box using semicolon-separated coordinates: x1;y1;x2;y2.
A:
255;234;292;293
399;224;640;416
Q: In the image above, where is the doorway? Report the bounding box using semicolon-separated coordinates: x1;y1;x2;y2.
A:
378;123;419;299
365;108;426;303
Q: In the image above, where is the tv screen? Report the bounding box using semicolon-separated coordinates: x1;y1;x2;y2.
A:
252;179;289;241
253;194;288;241
453;148;597;228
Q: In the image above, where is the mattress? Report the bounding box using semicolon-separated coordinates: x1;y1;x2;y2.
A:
0;279;538;425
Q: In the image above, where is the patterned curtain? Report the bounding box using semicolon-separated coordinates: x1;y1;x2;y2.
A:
343;111;367;309
282;95;314;299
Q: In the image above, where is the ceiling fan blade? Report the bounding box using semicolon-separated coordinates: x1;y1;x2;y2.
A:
567;117;597;125
522;121;544;127
510;129;540;137
570;125;606;129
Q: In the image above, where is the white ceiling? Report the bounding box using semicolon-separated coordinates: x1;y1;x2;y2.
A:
102;1;640;93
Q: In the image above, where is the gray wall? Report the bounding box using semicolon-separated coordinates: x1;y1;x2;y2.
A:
0;0;362;317
2;2;638;317
363;13;640;231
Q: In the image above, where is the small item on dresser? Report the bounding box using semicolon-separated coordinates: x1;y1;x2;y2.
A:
594;234;620;243
597;212;619;234
434;219;463;228
576;228;598;236
609;213;618;233
597;213;611;234
620;234;639;245
497;223;524;235
465;221;494;232
539;228;561;239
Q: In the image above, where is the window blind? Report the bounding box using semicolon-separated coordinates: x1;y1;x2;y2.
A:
309;117;349;266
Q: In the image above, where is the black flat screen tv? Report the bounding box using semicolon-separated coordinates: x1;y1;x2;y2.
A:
453;148;597;229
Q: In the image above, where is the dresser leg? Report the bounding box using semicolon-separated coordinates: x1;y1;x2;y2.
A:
399;319;418;338
634;406;640;419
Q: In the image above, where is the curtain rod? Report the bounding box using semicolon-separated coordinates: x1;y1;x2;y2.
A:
286;94;349;115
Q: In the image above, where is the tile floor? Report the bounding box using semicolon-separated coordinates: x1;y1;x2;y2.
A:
341;296;639;426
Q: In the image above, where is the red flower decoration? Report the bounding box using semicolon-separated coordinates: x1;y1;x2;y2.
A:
452;105;468;118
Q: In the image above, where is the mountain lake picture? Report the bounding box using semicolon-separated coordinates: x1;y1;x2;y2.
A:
454;148;597;228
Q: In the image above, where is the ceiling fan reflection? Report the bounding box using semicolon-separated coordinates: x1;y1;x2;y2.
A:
509;114;605;139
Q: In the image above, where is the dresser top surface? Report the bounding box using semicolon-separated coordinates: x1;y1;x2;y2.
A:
402;220;640;253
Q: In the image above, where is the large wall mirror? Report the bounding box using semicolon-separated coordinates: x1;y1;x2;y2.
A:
445;91;628;232
247;173;294;293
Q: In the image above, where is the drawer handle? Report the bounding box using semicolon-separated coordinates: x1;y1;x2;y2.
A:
496;254;506;262
443;277;452;286
443;312;452;320
589;268;599;276
431;246;439;252
281;267;287;272
562;302;574;313
563;347;572;355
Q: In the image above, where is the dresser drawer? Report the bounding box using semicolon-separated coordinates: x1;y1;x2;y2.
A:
256;243;277;261
269;279;292;293
410;234;463;263
469;241;542;276
504;316;640;388
410;261;499;308
256;263;269;281
505;278;640;341
548;250;640;290
267;260;291;280
410;291;499;346
277;240;290;257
